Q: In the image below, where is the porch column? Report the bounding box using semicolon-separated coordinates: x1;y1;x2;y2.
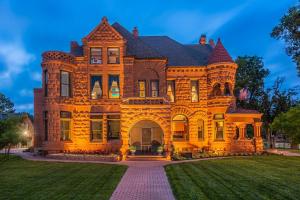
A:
103;115;107;144
238;123;246;139
254;122;262;138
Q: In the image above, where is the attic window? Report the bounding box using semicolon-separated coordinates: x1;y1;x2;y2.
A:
90;48;102;64
108;48;120;64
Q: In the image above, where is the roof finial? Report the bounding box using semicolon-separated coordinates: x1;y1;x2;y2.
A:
199;34;206;45
102;16;108;23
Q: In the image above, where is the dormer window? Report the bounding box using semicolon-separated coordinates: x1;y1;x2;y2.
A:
108;48;120;64
90;48;102;64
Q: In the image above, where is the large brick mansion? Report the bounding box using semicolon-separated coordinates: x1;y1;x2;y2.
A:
34;17;263;159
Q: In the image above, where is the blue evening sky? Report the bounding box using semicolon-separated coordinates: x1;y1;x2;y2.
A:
0;0;299;114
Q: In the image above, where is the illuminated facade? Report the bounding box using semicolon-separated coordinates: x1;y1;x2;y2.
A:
34;17;263;158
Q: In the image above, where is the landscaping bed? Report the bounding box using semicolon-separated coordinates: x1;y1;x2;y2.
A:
46;153;121;162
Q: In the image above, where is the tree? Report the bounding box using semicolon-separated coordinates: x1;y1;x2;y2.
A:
271;2;300;75
235;56;270;110
272;105;300;144
0;92;15;113
0;116;27;159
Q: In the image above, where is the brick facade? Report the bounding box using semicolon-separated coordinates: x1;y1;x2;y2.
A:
34;17;263;158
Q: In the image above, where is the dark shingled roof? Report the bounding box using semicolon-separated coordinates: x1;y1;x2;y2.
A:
208;38;233;64
72;22;233;66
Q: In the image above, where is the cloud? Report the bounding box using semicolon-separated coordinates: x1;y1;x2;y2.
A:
0;41;35;87
31;71;41;82
19;89;33;97
154;2;250;43
14;103;33;112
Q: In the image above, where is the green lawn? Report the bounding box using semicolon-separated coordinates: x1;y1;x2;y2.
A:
165;155;300;200
0;155;127;200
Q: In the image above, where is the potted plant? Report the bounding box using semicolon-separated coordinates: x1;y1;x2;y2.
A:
129;145;136;155
157;146;163;155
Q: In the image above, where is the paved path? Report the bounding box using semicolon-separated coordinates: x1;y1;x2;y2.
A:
267;149;300;156
110;161;175;200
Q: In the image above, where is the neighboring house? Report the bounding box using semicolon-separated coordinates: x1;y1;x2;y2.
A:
0;113;34;148
33;17;263;158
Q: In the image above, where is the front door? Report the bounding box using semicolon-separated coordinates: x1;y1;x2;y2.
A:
141;128;151;152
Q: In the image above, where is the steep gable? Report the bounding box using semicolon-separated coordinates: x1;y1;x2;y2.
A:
84;17;123;42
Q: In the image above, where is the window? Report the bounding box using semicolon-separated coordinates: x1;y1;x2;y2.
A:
90;114;103;141
191;80;199;102
44;70;48;97
107;115;120;140
224;82;231;96
246;124;254;139
172;115;188;140
167;80;175;102
198;119;204;140
60;71;71;97
234;126;239;140
215;121;224;140
150;80;159;97
43;111;48;141
90;48;102;64
108;75;120;98
138;80;146;97
60;111;71;141
107;48;120;64
212;83;222;96
91;75;102;99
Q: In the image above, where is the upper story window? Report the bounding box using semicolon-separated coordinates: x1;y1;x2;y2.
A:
167;80;175;102
60;111;71;141
109;75;120;99
191;80;199;102
107;48;120;64
90;48;102;64
44;70;48;97
138;80;146;97
150;80;159;97
91;75;102;99
60;71;71;97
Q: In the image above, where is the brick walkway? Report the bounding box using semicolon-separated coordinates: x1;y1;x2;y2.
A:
110;161;175;200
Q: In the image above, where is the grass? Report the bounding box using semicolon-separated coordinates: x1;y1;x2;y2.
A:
0;155;127;200
165;155;300;200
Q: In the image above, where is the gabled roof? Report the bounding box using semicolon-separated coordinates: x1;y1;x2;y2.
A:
84;17;123;42
208;38;233;64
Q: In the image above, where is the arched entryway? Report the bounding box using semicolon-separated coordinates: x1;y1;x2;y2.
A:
129;120;164;155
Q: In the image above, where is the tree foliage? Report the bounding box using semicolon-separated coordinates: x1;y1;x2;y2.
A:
0;92;15;113
271;2;300;75
272;105;300;144
235;56;270;110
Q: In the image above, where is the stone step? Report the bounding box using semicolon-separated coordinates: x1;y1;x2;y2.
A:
126;155;166;161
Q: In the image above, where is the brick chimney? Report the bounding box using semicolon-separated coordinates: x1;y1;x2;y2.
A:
209;39;215;48
70;41;79;54
199;34;206;45
132;27;139;39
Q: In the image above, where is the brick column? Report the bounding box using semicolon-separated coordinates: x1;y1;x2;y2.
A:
238;123;246;139
254;122;262;138
103;115;107;144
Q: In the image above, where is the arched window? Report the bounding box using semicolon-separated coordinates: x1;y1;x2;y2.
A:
212;83;222;96
172;115;188;141
197;119;204;140
246;124;254;139
224;82;231;96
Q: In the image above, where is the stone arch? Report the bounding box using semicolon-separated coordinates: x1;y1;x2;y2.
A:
171;106;194;118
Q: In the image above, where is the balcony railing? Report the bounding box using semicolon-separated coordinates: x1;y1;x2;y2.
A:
122;97;170;105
